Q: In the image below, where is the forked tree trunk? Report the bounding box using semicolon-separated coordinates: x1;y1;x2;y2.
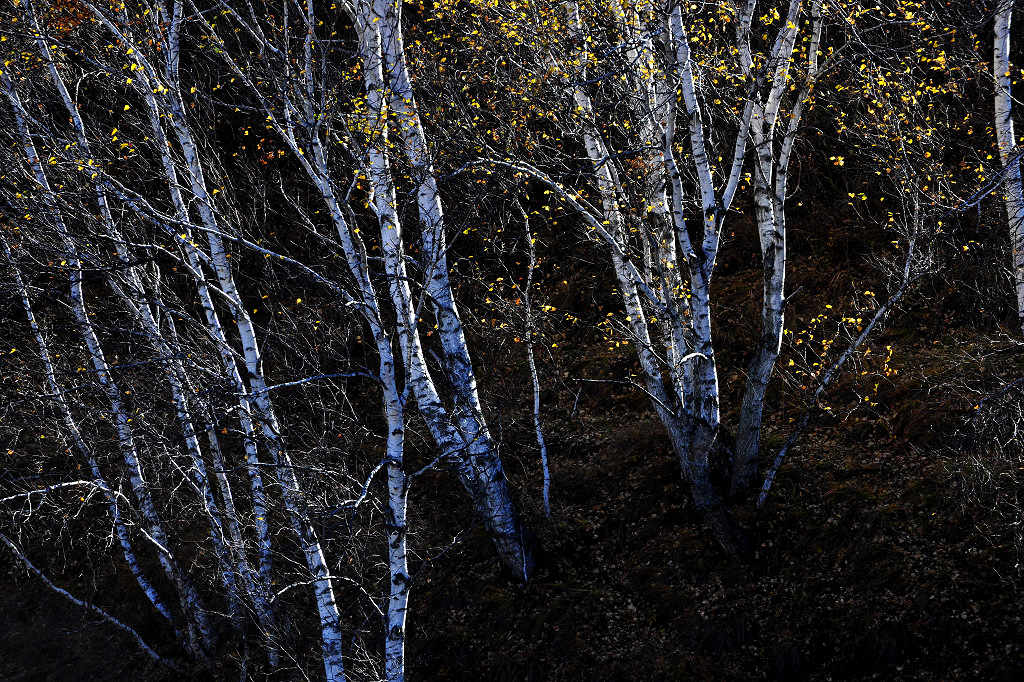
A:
353;0;534;580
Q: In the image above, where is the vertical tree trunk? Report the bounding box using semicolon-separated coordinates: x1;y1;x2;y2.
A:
521;213;552;518
382;378;409;682
731;0;816;496
995;0;1024;335
194;0;535;580
733;167;786;496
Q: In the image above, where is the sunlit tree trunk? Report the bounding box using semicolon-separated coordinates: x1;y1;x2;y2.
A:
994;0;1024;335
382;379;409;682
353;0;534;580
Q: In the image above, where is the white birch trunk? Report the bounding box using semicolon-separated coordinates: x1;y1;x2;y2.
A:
521;212;551;518
733;0;820;495
196;0;534;579
995;0;1024;335
382;379;409;682
377;0;495;452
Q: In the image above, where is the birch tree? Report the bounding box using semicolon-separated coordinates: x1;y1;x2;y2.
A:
994;0;1024;334
433;0;828;551
0;0;499;676
0;4;369;676
1;65;217;659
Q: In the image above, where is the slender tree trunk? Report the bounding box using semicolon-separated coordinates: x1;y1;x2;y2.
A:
193;0;535;580
521;214;551;518
81;2;346;673
0;534;174;669
732;0;820;496
733;166;786;496
382;378;409;682
165;2;346;672
995;0;1024;335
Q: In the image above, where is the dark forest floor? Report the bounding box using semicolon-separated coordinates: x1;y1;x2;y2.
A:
409;389;1024;681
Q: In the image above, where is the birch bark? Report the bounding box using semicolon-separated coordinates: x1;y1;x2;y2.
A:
353;0;535;579
733;0;822;495
994;0;1024;335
